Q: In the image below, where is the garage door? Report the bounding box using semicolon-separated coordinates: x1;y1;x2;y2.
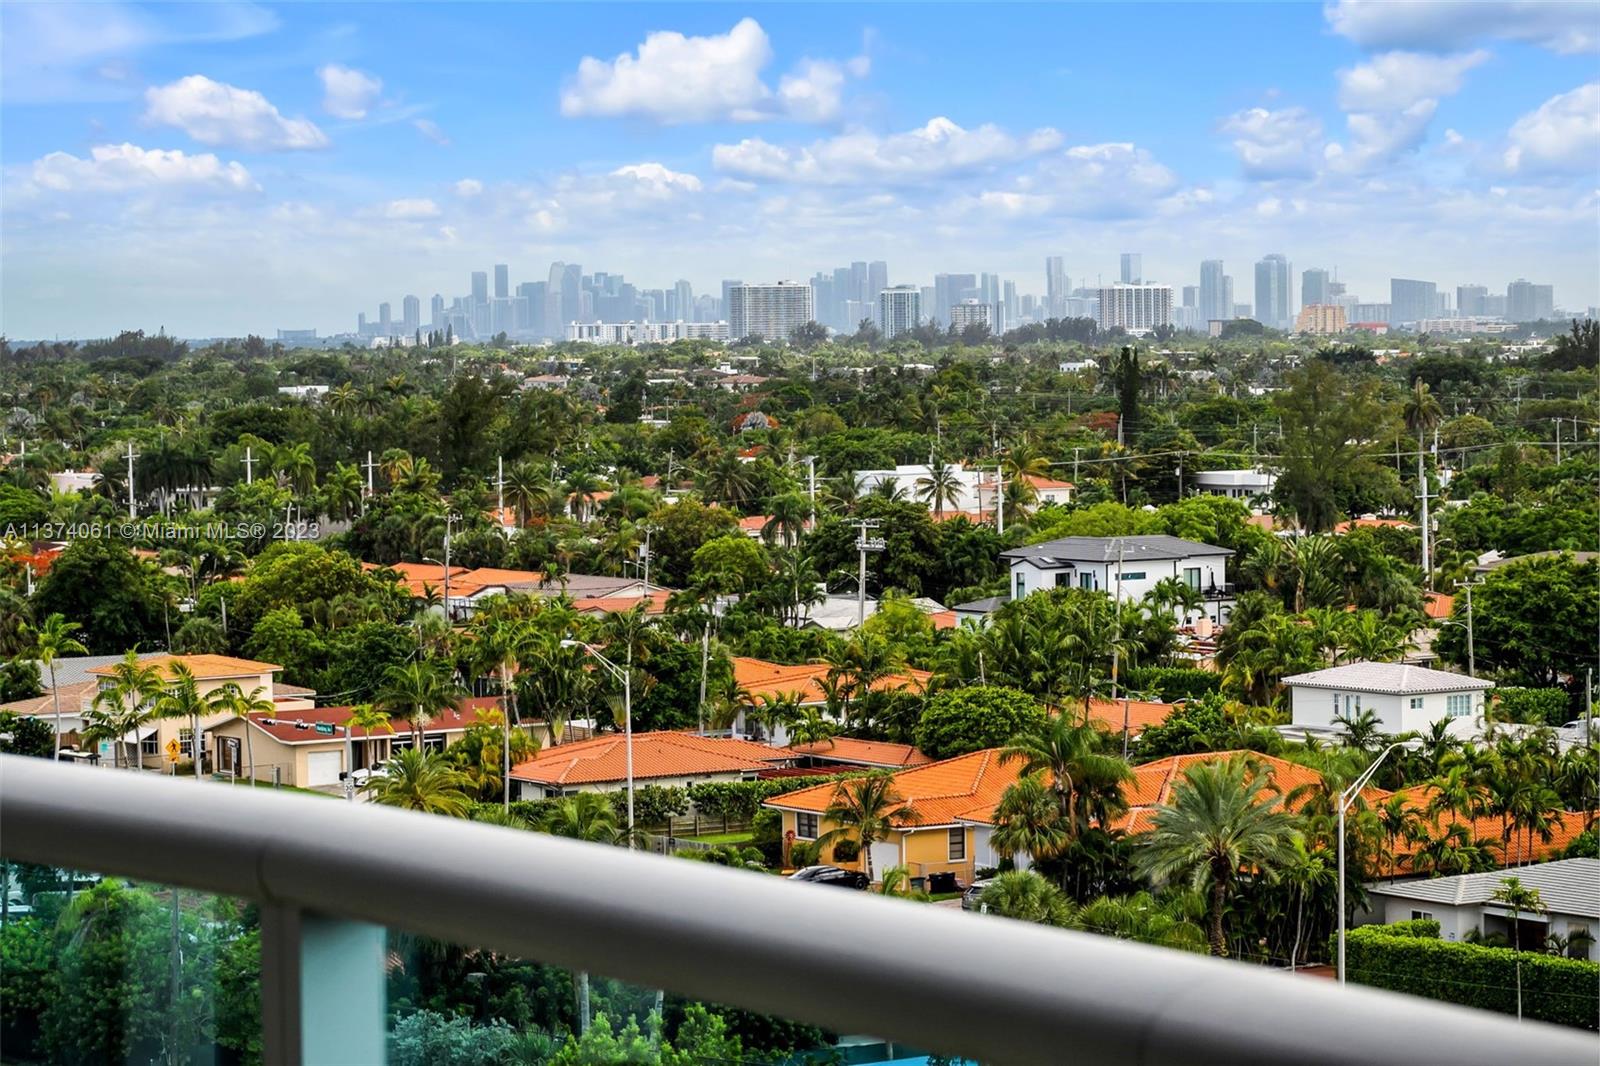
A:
306;751;343;787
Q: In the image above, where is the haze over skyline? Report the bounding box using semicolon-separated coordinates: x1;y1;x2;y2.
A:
3;1;1598;338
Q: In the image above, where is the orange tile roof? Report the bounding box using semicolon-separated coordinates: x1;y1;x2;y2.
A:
1333;517;1415;533
224;696;503;743
510;731;791;786
786;737;932;768
459;567;545;587
1084;698;1180;736
731;656;933;705
88;653;281;681
766;748;1024;827
928;610;958;630
1423;591;1454;621
572;589;672;616
739;515;769;532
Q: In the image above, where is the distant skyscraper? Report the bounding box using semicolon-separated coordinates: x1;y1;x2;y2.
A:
1254;254;1291;329
933;273;976;324
494;264;509;300
561;264;583;326
949;299;993;332
378;302;392;333
1457;284;1488;317
1003;280;1019;324
1181;285;1198;309
878;285;921;339
1046;256;1068;317
1390;278;1437;327
430;294;445;329
1505;279;1554;323
1199;260;1228;324
849;261;869;305
1096;284;1172;334
471;271;489;307
728;282;814;342
1119;253;1142;285
1301;268;1330;308
673;279;694;321
868;261;888;301
402;295;421;334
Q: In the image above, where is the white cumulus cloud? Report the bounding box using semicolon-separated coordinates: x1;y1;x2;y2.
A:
318;64;382;119
383;198;440;220
609;162;703;197
144;74;327;150
561;18;773;123
1219;107;1326;179
1504;82;1600;172
25;142;258;193
454;178;484;198
1336;49;1487;111
1325;1;1598;55
778;59;850;123
712;117;1062;185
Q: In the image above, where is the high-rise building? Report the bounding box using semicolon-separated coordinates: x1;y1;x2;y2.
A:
721;280;743;316
430;294;445;330
849;261;869;305
1046;256;1068;318
1095;284;1172;334
517;282;545;336
1003;280;1019;325
378;302;392;333
1254;254;1291;329
1301;268;1330;308
949;299;993;332
471;271;489;307
1295;304;1347;335
1457;284;1488;317
1181;285;1198;309
1505;279;1554;323
561;264;583;326
727;282;814;342
1119;253;1142;285
1199;260;1228;324
933;273;977;324
494;264;509;300
402;295;421;334
867;261;889;302
673;280;694;322
877;285;921;339
1222;276;1235;320
1389;278;1437;327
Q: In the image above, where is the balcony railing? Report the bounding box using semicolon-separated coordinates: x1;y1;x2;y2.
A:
2;754;1592;1066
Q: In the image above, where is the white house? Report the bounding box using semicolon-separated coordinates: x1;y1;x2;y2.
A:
854;464;986;513
999;535;1235;624
1360;859;1598;957
1283;661;1494;740
1191;468;1275;502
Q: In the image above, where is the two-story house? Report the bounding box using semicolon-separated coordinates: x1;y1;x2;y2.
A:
999;535;1235;624
1284;661;1494;740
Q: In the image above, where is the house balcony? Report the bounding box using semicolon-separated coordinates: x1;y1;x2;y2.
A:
0;755;1590;1065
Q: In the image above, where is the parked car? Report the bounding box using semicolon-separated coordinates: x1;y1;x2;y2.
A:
347;764;390;786
961;878;995;911
787;865;869;890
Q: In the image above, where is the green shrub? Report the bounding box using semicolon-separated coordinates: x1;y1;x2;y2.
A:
915;685;1045;759
788;840;821;868
1122;666;1221;702
1339;924;1599;1029
1491;687;1571;726
1380;918;1441;938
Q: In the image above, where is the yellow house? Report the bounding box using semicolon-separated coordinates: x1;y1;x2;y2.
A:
764;749;1024;885
86;654;305;771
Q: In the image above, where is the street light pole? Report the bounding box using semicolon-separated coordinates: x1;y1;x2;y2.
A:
562;641;634;848
1338;741;1414;984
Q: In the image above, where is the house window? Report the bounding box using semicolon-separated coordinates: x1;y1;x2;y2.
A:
179;727;201;758
1054;572;1070;587
1118;571;1147;582
141;734;159;756
796;813;819;840
1183;567;1201;591
1411;910;1434;921
1079;572;1095;590
948;828;966;861
1014;574;1027;599
1447;694;1472;718
1409;697;1424;711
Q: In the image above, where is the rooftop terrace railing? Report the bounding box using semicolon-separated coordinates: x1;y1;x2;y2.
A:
2;754;1594;1065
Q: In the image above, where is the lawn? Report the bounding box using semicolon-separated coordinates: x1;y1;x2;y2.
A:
682;830;755;845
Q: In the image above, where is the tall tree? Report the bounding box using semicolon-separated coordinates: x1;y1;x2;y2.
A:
23;613;87;760
817;774;924;882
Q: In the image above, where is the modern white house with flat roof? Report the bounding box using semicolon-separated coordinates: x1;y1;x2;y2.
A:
1191;468;1275;503
1284;661;1493;740
1360;859;1598;957
999;535;1234;625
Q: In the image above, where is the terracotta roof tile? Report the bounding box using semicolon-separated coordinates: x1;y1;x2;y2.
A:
766;749;1023;827
786;737;932;768
88;653;281;681
511;731;791;786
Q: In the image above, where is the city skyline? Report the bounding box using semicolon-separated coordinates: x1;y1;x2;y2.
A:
3;2;1598;337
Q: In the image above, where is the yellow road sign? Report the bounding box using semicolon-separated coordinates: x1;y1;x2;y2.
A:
165;738;182;760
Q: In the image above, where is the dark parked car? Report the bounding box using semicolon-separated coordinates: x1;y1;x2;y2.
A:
961;878;995;911
787;865;869;890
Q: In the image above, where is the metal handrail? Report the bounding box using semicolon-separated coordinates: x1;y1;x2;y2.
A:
1;756;1591;1065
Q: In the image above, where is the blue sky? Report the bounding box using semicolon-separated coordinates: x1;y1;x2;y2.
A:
2;1;1597;337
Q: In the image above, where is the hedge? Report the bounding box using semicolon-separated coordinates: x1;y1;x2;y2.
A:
1490;687;1571;726
690;771;875;821
1121;666;1221;702
1339;924;1599;1029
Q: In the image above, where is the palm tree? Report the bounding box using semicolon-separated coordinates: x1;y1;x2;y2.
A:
362;748;472;815
322;462;363;521
990;773;1070;867
1403;379;1443;585
762;492;811;548
1000;715;1132;841
1072;890;1207;952
538;792;621;843
271;441;317;495
152;663;223;780
1134;756;1304;956
85;651;164;770
24;613;87;760
504;460;554;526
345;702;396;779
1491;875;1547;1020
915;461;965;519
215;683;275;782
376;659;463;745
786;707;839;749
979;870;1074;925
817;774;923;882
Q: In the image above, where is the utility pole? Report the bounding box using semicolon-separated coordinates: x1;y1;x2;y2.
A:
851;519;885;626
1114;538;1131;759
242;445;255;485
805;455;817;530
497;455;505;526
1463;580;1479;677
442;512;457;620
125;441;139;519
1554;418;1562;463
994;464;1006;536
1073;447;1081;484
640;525;653;595
1417;440;1435;590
